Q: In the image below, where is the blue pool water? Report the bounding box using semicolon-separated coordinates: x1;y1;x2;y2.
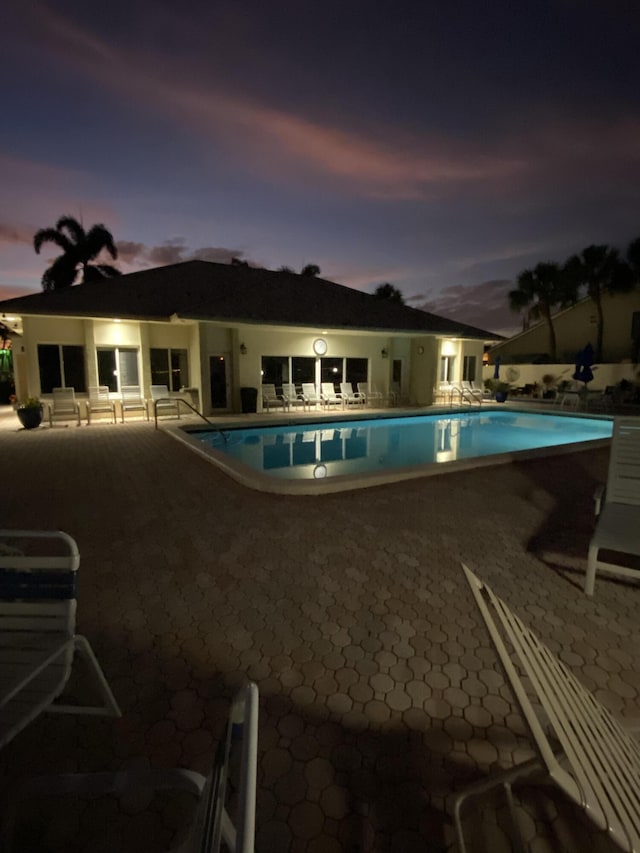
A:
191;410;612;481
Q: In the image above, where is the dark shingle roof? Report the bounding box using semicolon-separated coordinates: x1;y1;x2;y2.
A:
0;260;499;339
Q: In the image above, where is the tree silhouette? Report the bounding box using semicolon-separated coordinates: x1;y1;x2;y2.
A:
374;283;405;304
33;216;119;291
564;244;634;360
508;262;577;361
300;264;321;277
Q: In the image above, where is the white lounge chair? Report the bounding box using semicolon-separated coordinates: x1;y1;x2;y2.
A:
120;385;148;422
282;383;308;411
3;681;259;853
261;384;286;412
0;530;121;750
454;563;640;853
48;387;81;427
86;385;116;424
357;383;383;407
586;416;640;595
321;382;343;409
301;383;321;409
339;382;364;406
471;380;491;400
150;384;181;419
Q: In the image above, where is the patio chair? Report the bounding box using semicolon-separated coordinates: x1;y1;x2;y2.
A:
150;384;181;419
339;382;364;406
261;383;286;412
120;385;149;422
3;681;259;853
282;383;309;411
48;387;81;427
357;382;383;407
321;382;343;409
301;383;322;409
454;563;640;853
86;385;116;425
0;530;121;751
461;380;483;405
472;380;491;400
585;416;640;595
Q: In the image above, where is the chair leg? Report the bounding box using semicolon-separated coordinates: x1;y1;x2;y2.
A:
585;544;598;595
46;635;122;717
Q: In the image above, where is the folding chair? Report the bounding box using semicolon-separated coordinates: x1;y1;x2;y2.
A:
3;681;259;853
454;564;640;853
0;530;121;750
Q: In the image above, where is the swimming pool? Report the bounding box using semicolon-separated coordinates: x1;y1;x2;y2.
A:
176;409;613;494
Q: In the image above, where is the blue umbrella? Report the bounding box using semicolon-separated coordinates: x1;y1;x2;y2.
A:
573;343;594;385
493;356;502;380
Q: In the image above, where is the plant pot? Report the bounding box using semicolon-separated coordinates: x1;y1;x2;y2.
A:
17;406;43;429
494;392;508;403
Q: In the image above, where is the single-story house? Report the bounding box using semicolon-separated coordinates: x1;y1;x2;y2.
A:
0;260;498;415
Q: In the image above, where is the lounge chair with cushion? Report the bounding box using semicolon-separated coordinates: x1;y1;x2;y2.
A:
586;416;640;595
0;530;121;751
120;385;148;422
48;387;81;427
321;382;343;409
3;681;259;853
261;384;286;412
454;563;640;853
150;384;180;419
461;380;483;404
339;382;364;406
86;386;116;425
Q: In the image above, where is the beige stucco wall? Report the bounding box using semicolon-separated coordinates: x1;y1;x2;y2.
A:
491;290;640;363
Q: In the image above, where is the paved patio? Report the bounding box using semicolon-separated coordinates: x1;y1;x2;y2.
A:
0;404;638;852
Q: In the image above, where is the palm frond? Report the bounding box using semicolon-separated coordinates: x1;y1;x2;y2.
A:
86;224;117;261
55;216;86;246
41;255;78;291
33;228;73;255
82;264;121;283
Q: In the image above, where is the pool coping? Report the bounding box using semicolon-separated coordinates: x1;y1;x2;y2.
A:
166;407;614;495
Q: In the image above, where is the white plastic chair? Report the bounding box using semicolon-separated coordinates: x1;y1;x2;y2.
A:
48;387;81;427
454;564;640;853
320;382;343;409
339;382;364;406
357;383;383;407
281;383;308;411
301;383;321;408
0;530;121;750
586;416;640;595
86;385;116;424
3;681;259;853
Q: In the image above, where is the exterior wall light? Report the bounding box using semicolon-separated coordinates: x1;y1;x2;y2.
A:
240;343;247;355
381;348;389;358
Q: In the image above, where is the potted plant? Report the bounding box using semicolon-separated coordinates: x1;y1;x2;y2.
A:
494;381;511;403
16;396;44;429
541;374;557;400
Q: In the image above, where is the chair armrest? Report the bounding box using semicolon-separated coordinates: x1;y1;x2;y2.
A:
593;484;605;516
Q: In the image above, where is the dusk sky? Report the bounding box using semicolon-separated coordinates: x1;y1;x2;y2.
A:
2;1;640;335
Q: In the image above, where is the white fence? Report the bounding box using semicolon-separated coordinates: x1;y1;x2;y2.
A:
482;362;640;391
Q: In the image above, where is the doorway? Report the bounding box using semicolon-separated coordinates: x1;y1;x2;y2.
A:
209;355;228;409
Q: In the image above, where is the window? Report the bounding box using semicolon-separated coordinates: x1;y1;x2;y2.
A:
150;348;188;391
292;357;315;384
37;344;86;393
320;357;343;385
440;355;455;383
261;356;289;387
345;358;367;384
97;347;139;392
462;355;476;382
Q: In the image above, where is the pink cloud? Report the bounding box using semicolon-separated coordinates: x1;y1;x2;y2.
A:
413;279;519;337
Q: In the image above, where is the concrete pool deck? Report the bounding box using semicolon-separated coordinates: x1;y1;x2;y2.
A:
0;403;637;851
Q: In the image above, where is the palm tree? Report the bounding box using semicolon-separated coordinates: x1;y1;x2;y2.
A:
33;216;119;291
564;244;634;361
374;283;405;304
508;262;577;361
627;236;640;283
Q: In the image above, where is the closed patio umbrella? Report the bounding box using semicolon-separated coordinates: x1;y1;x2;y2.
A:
493;356;502;380
573;343;594;386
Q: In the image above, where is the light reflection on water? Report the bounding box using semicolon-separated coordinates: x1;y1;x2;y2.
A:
194;411;612;480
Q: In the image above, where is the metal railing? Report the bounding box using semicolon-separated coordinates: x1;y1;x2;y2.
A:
153;397;213;429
